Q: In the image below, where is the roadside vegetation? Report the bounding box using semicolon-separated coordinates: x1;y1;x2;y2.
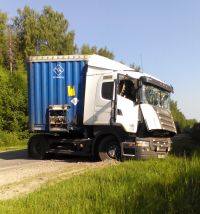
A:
0;66;29;151
0;154;200;213
171;134;200;157
0;131;29;151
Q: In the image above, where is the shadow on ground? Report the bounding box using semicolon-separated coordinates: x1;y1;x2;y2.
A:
0;149;92;162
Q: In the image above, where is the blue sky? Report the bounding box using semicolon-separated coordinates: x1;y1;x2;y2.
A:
1;0;200;121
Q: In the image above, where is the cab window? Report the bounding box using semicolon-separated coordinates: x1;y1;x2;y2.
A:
101;82;114;100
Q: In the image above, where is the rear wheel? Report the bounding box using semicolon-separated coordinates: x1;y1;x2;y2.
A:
28;135;49;159
98;136;121;161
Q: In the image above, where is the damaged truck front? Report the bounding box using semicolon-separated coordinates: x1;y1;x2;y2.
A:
27;55;176;161
115;74;176;159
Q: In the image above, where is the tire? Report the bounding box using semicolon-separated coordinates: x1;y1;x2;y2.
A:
98;136;121;161
28;135;48;160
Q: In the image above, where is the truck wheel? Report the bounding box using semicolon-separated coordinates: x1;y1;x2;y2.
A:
98;136;121;161
28;135;48;160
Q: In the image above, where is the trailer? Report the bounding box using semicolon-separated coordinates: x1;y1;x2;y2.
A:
27;55;176;160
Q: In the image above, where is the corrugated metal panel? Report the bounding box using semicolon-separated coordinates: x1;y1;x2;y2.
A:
28;59;87;132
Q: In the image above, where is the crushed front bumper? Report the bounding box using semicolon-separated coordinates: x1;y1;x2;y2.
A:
121;137;172;160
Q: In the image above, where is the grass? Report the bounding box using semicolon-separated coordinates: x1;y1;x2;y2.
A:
0;131;29;151
0;144;26;151
0;155;200;214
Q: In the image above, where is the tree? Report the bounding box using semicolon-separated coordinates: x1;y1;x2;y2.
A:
39;6;75;55
4;25;17;72
186;119;197;128
80;44;114;59
80;44;97;55
170;100;185;132
13;6;39;59
13;5;76;59
97;47;114;59
63;31;76;55
0;68;28;131
130;63;141;72
0;11;8;65
170;100;197;132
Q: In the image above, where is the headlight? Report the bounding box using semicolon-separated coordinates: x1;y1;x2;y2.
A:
136;141;150;147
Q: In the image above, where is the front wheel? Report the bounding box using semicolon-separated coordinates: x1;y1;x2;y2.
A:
98;136;121;161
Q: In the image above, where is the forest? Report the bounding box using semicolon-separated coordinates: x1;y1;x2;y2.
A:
0;5;198;148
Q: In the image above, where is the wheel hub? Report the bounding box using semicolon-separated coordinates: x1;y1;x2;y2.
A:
107;144;120;159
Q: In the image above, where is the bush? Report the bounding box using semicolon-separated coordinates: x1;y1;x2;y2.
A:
0;131;20;147
0;67;28;132
0;130;29;148
171;136;199;157
191;123;200;141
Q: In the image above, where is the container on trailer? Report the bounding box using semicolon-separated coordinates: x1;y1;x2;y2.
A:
28;55;88;132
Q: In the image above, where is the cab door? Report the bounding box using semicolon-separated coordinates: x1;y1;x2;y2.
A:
115;74;139;133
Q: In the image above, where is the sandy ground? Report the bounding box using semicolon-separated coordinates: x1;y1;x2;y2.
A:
0;150;117;201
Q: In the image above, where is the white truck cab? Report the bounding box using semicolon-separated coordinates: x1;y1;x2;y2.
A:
83;55;176;160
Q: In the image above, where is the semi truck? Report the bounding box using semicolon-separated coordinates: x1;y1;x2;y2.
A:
27;54;176;161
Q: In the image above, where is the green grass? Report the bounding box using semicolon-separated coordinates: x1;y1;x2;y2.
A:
1;156;200;214
0;144;26;151
0;131;29;151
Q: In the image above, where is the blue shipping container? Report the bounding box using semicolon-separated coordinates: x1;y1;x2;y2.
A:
28;56;87;132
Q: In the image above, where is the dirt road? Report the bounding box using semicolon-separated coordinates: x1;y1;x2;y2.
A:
0;150;116;201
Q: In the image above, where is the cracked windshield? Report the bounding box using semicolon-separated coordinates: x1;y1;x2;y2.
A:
142;84;170;110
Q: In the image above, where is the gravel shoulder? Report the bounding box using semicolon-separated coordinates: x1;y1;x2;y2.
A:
0;150;117;201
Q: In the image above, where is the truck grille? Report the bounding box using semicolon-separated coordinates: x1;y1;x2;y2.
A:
154;107;177;133
150;138;171;152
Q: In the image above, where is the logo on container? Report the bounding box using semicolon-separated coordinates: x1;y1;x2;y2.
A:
53;64;64;79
